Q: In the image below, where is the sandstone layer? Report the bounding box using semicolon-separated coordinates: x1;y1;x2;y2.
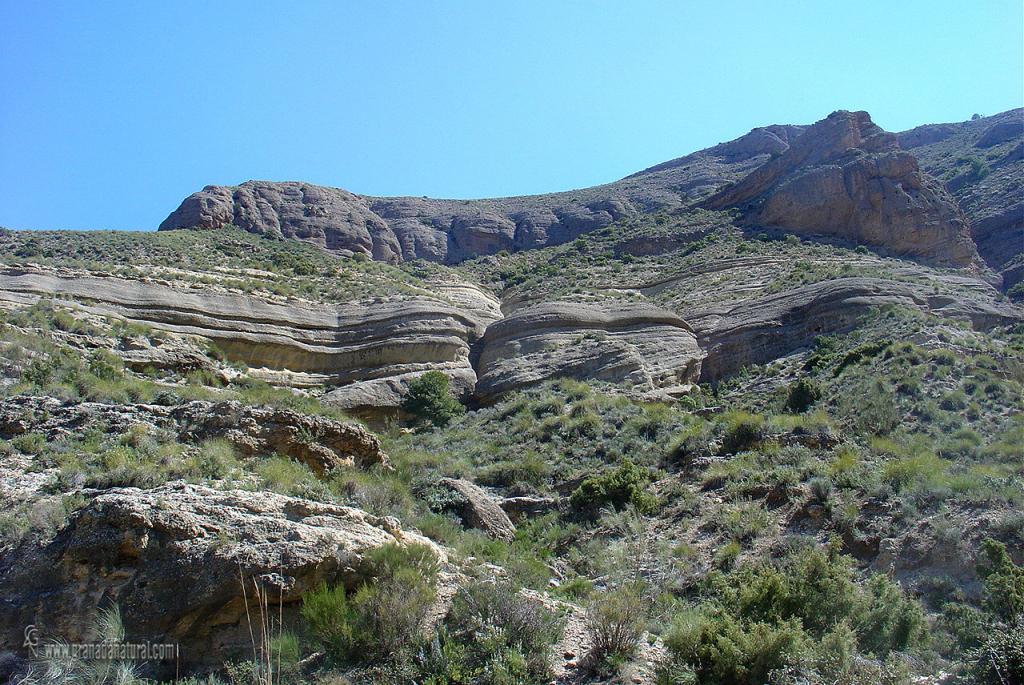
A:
0;266;494;412
703;111;981;267
474;302;705;404
899;108;1024;288
691;276;1022;381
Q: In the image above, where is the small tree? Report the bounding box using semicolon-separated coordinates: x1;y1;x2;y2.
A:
401;371;464;427
785;378;821;413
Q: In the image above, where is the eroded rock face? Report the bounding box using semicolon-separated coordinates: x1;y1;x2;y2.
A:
171;401;388;473
474;302;705;404
160;181;634;265
158;121;816;266
704;110;981;267
0;266;494;412
438;478;517;541
899;108;1024;288
0;396;389;475
691;277;1022;380
0;482;441;676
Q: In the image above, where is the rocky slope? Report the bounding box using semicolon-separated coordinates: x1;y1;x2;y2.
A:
2;105;1023;685
703;110;980;267
0;481;440;676
898;108;1024;287
161;109;1014;277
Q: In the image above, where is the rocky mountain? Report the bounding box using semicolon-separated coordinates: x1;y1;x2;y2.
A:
161;109;1021;281
2;106;1023;685
898;108;1024;287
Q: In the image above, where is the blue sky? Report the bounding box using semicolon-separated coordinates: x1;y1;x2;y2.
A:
1;1;1022;231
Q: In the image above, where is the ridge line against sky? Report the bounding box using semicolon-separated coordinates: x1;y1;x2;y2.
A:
1;0;1022;231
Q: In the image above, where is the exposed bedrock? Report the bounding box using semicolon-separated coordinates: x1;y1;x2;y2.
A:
692;277;1023;381
0;267;495;412
0;482;441;677
704;110;981;268
899;108;1024;288
473;302;706;404
159;181;637;265
0;396;389;475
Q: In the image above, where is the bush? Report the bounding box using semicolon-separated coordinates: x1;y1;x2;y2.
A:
301;543;439;665
402;371;465;427
659;544;927;684
785;379;821;414
967;616;1024;684
586;586;647;673
720;412;765;454
439;580;564;682
661;610;805;685
978;538;1024;622
570;460;657;514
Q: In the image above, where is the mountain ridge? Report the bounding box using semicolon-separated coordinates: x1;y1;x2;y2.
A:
160;108;1022;282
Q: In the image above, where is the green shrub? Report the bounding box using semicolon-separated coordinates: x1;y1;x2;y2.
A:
402;371;465;428
439;580;564;682
978;538;1024;622
570;460;657;514
661;609;805;685
784;379;821;414
586;585;647;674
12;432;45;455
301;543;439;665
720;412;765;454
967;616;1024;684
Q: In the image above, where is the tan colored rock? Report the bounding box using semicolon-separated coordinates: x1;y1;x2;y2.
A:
439;478;517;541
0;266;494;413
474;301;705;404
170;400;388;473
0;482;442;676
704;110;981;267
0;396;389;475
691;277;1022;380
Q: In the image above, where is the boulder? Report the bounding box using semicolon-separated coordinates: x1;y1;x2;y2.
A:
0;482;442;677
438;478;517;541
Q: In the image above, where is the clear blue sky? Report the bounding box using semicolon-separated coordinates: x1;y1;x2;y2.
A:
1;1;1022;231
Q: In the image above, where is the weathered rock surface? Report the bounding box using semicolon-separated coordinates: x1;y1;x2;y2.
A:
159;122;806;264
171;401;388;473
438;478;517;541
704;110;981;267
0;396;389;474
691;277;1023;380
474;302;705;404
160;110;1024;272
899;108;1024;288
0;482;441;676
0;266;494;412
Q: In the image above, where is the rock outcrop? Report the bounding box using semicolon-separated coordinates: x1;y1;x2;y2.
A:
170;401;388;473
158;122;813;265
0;482;442;676
0;266;494;413
899;108;1024;288
438;478;517;541
474;302;705;404
0;396;390;474
691;277;1022;380
704;110;981;267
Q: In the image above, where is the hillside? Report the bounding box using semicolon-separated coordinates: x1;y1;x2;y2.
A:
0;107;1022;685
